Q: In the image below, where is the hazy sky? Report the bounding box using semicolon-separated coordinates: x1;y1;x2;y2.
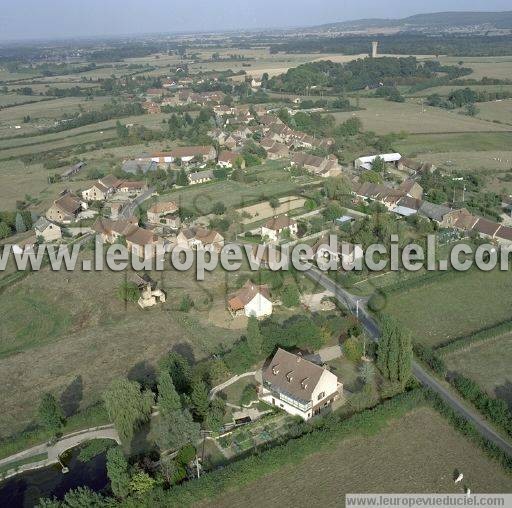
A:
1;0;510;41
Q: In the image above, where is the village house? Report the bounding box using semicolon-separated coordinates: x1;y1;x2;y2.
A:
82;180;114;201
398;179;423;200
217;150;244;169
259;348;342;420
261;215;298;242
188;169;214;185
213;104;235;116
176;227;224;252
116;180;147;195
142;101;161;114
228;280;272;318
125;227;162;259
46;191;86;224
418;201;453;224
93;217;139;244
146;201;180;228
93;218;161;258
33;217;62;242
267;143;290;160
290;153;342;178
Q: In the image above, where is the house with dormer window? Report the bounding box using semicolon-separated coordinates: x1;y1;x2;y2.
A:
259;348;342;420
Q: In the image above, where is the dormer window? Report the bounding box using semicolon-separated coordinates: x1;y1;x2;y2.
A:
286;371;294;382
272;364;280;375
301;377;309;390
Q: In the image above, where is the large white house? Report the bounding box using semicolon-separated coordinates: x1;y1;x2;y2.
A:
260;348;342;420
228;280;272;318
354;153;402;170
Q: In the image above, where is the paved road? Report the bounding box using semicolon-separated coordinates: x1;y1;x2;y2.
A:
305;266;512;457
0;425;120;477
119;187;156;219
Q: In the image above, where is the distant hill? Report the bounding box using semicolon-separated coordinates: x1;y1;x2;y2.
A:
311;11;512;32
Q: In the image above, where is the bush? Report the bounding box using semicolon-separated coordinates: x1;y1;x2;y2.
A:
240;384;257;406
343;337;364;362
413;343;446;376
450;373;512;436
280;284;300;308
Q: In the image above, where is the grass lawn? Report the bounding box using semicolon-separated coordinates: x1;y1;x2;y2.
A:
325;356;361;392
328;98;509;135
444;333;512;409
200;407;512;507
158;162;310;214
385;268;512;348
219;376;257;406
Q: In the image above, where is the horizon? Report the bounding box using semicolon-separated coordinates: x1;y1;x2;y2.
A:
1;2;511;43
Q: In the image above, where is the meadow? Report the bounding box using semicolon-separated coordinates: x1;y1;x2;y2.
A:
385;268;512;348
201;408;512;507
0;254;243;437
0;96;113;137
444;333;512;408
395;131;512;157
439;56;512;81
330;98;509;135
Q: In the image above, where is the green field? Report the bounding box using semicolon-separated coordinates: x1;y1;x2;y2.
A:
439;56;512;81
385;269;512;348
444;333;512;408
0;96;113;137
0;94;50;107
395;131;512;156
0;257;243;437
202;408;512;507
158;161;313;214
329;98;509;135
473;99;512;126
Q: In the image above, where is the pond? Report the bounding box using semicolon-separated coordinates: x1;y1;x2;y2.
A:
0;446;109;507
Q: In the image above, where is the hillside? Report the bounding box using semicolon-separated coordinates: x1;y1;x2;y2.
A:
311;10;512;32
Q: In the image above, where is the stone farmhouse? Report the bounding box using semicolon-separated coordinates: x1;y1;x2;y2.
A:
188;169;214;185
33;217;62;242
46;191;87;224
290;153;342;178
176;227;225;252
146;201;179;227
93;218;162;258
